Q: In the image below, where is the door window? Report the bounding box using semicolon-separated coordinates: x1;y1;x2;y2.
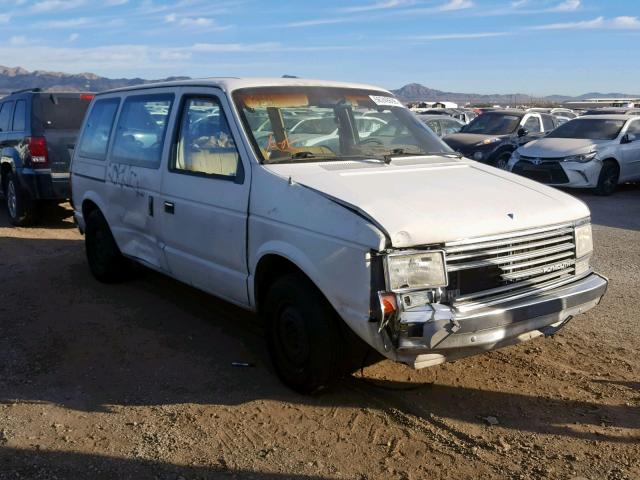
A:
523;115;542;133
172;97;240;178
112;94;173;168
77;98;120;160
0;101;14;132
425;120;441;136
541;114;555;132
12;100;26;132
627;121;640;137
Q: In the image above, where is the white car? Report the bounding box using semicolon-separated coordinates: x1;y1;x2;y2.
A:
71;78;607;393
509;115;640;195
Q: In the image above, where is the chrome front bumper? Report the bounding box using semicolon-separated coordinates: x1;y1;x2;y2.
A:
394;273;608;368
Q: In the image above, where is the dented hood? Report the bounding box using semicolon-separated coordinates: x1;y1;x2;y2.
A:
264;157;590;248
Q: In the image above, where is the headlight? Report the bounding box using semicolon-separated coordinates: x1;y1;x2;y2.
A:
385;251;447;291
482;137;501;145
564;152;597;163
575;223;593;258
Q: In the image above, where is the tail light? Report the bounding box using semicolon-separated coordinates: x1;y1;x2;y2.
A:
80;93;95;101
27;137;49;167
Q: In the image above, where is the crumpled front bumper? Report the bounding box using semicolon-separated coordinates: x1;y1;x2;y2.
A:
394;272;608;369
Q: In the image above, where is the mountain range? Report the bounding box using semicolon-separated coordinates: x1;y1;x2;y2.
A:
390;83;640;105
0;66;637;105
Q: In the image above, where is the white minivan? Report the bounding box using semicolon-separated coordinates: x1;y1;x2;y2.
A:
71;78;608;393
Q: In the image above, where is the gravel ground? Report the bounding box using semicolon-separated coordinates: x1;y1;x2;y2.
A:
0;186;638;480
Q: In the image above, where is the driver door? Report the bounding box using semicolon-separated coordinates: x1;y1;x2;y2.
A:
620;120;640;181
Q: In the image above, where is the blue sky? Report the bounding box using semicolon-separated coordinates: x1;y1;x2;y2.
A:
0;0;638;95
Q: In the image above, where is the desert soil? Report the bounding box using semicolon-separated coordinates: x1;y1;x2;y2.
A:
0;187;638;480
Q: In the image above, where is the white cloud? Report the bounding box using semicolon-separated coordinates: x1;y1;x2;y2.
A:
340;0;412;13
284;17;351;28
438;0;474;11
550;0;580;12
9;36;28;46
178;17;214;27
105;0;128;5
31;0;85;13
35;17;91;28
0;13;10;23
531;16;640;30
68;33;79;42
407;32;508;40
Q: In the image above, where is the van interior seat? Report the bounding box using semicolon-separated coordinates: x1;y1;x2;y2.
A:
185;149;238;176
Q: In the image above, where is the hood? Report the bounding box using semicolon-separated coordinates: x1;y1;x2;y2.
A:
519;137;609;158
443;133;509;152
264;157;590;248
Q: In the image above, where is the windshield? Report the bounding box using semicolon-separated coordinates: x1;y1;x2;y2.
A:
462;112;521;135
233;87;452;164
546;119;625;140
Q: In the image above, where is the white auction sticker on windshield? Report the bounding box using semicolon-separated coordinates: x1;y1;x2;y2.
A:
369;95;405;108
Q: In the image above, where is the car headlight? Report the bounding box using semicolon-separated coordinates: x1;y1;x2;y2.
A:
564;152;597;163
482;137;501;145
385;251;447;292
575;223;593;258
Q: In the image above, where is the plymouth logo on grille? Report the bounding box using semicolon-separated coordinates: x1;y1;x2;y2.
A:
541;261;573;274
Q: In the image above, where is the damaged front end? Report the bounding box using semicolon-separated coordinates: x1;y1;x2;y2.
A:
370;221;609;368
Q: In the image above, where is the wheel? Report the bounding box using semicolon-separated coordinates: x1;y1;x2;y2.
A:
594;161;619;196
85;209;131;283
492;152;512;170
4;171;36;226
264;273;348;394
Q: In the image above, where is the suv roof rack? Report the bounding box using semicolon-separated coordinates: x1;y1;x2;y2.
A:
10;87;42;95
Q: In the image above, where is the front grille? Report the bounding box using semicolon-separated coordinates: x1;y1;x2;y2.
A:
512;159;569;184
444;224;577;309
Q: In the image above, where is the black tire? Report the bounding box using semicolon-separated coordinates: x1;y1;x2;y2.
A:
264;273;349;394
4;171;36;226
85;209;131;283
492;151;512;170
594;161;619;196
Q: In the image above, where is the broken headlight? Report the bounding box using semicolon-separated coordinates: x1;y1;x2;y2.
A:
384;250;447;292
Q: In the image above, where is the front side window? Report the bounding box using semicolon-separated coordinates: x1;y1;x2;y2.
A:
77;98;120;160
547;119;626;140
462;113;521;135
440;119;462;136
233;87;450;164
425;120;441;137
541;114;555;132
112;94;173;167
0;101;14;132
172;97;240;178
12;100;26;131
627;120;640;137
523;116;542;133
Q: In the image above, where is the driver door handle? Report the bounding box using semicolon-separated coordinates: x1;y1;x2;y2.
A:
164;201;175;214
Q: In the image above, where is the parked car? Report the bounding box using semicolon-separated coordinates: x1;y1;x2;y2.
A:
443;110;558;169
0;88;93;225
417;114;464;138
508;114;640;195
71;78;607;393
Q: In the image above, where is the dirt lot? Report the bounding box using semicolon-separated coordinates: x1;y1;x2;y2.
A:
0;187;638;480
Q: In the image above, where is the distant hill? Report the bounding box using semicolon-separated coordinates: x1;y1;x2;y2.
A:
0;65;189;94
391;82;640;105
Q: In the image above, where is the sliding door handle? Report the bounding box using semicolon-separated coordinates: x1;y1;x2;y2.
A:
164;201;175;214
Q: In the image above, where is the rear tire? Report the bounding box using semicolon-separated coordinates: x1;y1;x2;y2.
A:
594;161;619;196
85;209;131;283
264;273;349;394
4;171;36;226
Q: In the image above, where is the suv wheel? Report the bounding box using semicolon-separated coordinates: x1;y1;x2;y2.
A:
85;209;131;283
4;172;35;226
594;161;619;196
264;273;347;394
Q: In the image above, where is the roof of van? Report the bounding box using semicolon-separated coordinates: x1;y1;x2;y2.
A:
99;77;392;95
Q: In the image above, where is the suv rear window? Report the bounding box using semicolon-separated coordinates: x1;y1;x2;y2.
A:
32;94;92;131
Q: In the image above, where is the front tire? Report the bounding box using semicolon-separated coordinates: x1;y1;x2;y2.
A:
264;273;348;394
4;172;36;226
594;161;619;196
492;151;512;170
85;209;131;283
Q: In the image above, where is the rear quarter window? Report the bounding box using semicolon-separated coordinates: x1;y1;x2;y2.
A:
12;100;26;132
77;98;120;160
32;94;92;131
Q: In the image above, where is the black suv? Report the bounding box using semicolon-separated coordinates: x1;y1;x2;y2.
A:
0;88;93;225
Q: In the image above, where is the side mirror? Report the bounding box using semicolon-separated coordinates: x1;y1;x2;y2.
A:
517;127;528;137
621;133;637;144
